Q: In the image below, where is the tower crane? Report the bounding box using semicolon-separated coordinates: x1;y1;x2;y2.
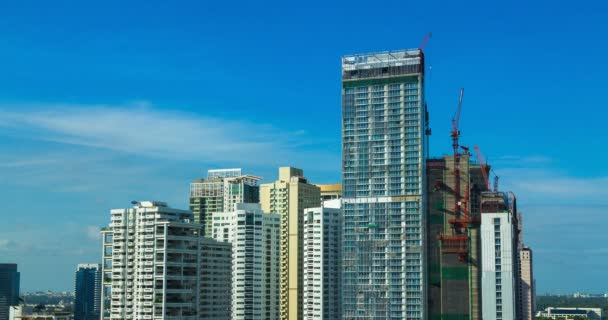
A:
474;145;491;191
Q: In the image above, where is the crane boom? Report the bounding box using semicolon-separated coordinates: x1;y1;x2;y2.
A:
474;145;491;191
419;32;432;51
451;88;464;134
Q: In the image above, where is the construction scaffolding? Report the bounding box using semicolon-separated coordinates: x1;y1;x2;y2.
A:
426;89;491;320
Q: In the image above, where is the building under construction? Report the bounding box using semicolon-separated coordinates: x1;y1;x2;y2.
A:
426;153;490;320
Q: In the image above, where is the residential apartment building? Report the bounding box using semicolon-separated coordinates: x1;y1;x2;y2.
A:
189;168;261;236
0;264;20;320
481;192;520;320
342;49;429;319
302;206;342;320
74;264;101;320
260;167;320;320
212;203;280;320
100;201;231;320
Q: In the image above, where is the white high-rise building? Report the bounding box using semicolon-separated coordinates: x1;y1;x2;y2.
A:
212;203;280;320
100;201;231;320
481;192;519;320
302;206;342;320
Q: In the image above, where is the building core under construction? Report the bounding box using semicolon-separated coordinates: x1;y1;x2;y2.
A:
426;153;490;320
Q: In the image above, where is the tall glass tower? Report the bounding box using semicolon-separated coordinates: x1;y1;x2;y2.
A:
74;264;101;320
341;49;428;320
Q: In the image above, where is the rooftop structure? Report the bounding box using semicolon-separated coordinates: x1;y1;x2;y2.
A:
315;183;342;201
342;49;424;79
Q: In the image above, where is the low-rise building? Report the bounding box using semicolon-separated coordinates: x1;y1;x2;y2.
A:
536;307;604;319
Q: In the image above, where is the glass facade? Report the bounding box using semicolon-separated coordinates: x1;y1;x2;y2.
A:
74;264;101;320
342;49;427;320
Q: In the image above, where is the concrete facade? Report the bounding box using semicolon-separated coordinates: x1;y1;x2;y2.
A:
519;247;535;320
426;156;489;320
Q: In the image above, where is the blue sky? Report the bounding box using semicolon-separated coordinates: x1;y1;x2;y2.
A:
0;0;606;293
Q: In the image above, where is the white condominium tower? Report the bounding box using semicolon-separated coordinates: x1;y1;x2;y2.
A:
302;206;342;320
341;49;429;320
100;201;231;320
480;192;520;320
212;203;281;320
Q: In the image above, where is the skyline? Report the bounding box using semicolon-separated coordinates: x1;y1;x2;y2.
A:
0;0;607;294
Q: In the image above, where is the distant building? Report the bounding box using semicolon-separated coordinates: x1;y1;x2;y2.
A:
73;264;101;320
315;183;342;201
9;306;72;320
302;206;342;320
481;192;520;320
519;247;535;320
536;307;603;319
260;167;320;320
212;203;280;320
189;168;261;236
0;264;20;320
100;201;231;320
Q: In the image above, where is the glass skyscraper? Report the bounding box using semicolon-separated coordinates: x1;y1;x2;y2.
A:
0;264;20;320
341;49;428;320
74;264;101;320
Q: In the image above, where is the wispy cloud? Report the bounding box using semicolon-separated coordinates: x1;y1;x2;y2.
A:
0;103;337;167
86;226;102;241
0;239;17;250
496;165;608;204
494;155;553;165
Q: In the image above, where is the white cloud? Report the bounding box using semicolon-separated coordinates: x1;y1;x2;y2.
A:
0;239;17;250
494;155;553;165
496;165;608;203
86;226;102;241
0;103;337;167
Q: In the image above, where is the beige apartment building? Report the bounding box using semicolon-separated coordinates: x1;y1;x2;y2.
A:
520;247;535;320
260;167;320;320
